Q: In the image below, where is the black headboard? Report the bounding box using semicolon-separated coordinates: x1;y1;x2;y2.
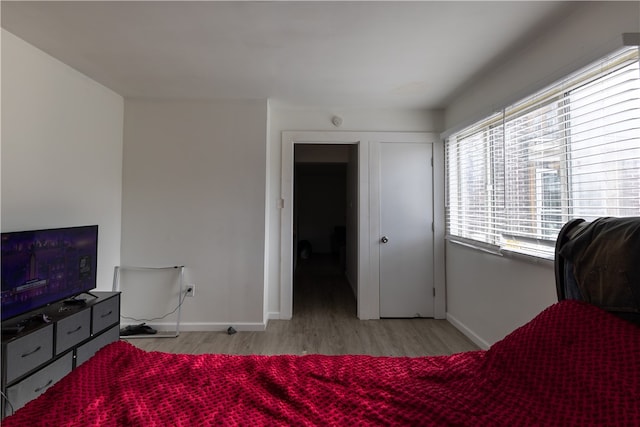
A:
555;217;640;326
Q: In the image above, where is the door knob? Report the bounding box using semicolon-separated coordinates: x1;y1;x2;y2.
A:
381;236;389;243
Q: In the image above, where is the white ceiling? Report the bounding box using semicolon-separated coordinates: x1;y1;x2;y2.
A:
1;1;577;109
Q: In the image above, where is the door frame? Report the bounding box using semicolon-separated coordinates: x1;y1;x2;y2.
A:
280;131;445;320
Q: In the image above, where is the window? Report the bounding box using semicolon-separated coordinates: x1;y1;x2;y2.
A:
446;46;640;259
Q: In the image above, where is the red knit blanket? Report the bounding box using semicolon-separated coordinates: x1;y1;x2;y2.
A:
4;300;639;426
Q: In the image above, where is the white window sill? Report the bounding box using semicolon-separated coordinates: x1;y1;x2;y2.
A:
446;236;554;267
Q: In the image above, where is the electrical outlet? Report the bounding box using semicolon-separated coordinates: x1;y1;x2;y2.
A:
186;284;195;297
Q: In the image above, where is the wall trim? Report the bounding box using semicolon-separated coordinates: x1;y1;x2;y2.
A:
127;322;268;332
267;312;281;320
446;313;491;350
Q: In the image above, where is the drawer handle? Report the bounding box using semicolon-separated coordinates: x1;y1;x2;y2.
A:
34;379;53;393
67;325;83;335
21;346;42;358
100;310;113;318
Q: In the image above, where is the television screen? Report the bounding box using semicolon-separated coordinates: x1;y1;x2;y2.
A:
1;225;98;321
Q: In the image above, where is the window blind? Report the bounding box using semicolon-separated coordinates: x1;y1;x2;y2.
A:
446;114;504;248
446;46;640;259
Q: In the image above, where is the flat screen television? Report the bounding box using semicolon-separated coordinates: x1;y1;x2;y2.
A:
1;225;98;322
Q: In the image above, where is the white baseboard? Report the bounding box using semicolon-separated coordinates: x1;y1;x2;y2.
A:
122;321;267;332
266;312;292;320
446;313;491;350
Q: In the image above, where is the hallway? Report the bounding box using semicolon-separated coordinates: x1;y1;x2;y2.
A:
293;253;355;319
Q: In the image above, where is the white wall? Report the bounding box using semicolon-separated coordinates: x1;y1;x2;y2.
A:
1;30;124;291
446;1;640;132
443;2;640;347
446;244;557;348
267;107;443;318
122;99;268;330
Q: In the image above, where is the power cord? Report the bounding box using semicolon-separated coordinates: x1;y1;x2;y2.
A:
1;390;15;417
120;287;191;323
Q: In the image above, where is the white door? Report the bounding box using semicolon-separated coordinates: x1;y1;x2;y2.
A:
379;142;434;318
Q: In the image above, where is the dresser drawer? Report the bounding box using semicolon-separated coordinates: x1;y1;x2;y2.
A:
76;325;119;367
92;295;119;334
5;325;54;384
5;352;72;416
55;309;91;355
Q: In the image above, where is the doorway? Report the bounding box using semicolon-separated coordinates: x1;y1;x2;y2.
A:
280;131;445;321
293;145;357;317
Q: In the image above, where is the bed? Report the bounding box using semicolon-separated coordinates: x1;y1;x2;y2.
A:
3;218;639;426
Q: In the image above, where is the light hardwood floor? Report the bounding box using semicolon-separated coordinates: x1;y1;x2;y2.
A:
127;254;478;356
